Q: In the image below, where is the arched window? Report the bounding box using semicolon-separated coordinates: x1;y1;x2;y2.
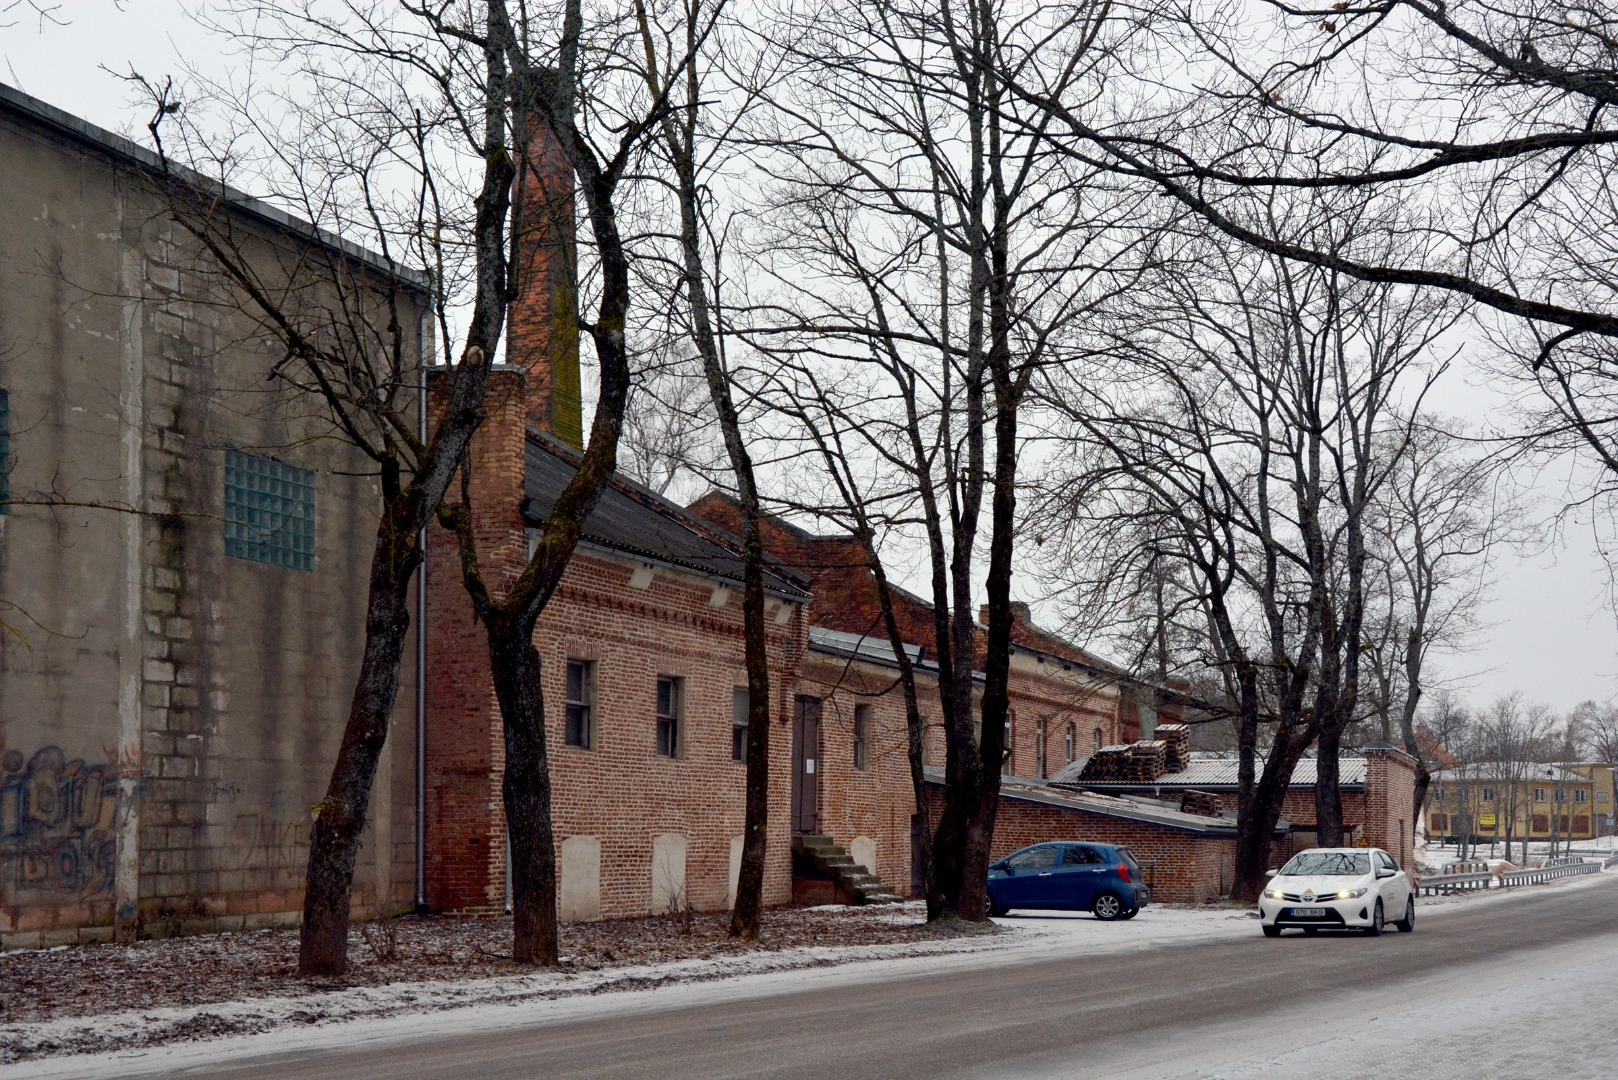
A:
1093;727;1103;752
1064;723;1075;763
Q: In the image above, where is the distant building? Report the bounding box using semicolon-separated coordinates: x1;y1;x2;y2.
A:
1426;764;1597;845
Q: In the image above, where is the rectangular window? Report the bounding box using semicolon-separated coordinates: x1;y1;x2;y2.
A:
1535;787;1547;803
853;704;870;771
565;659;594;748
1480;787;1496;803
1575;789;1588;804
656;676;682;758
224;449;315;570
732;687;749;762
0;387;10;514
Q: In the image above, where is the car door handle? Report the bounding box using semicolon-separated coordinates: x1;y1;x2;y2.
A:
1037;872;1054;877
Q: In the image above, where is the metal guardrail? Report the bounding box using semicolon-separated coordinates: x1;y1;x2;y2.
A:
1605;853;1618;870
1500;860;1601;887
1420;871;1494;896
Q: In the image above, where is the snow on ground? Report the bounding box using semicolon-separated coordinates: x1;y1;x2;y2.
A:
4;869;1614;1078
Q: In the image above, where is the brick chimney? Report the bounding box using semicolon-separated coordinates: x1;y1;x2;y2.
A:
507;72;583;448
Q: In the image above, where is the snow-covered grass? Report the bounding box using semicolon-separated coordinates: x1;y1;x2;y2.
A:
4;870;1614;1078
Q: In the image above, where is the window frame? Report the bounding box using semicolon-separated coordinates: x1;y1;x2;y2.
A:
731;687;749;763
564;659;595;750
1064;723;1075;763
223;448;316;571
656;675;683;759
853;704;870;771
1534;786;1548;803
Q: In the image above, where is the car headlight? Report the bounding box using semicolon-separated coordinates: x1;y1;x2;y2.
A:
1336;887;1368;899
1265;888;1285;899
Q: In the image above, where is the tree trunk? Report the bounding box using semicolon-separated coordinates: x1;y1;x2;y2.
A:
490;621;559;964
299;528;417;976
1314;725;1345;848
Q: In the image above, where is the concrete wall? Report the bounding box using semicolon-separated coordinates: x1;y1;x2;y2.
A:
0;103;422;948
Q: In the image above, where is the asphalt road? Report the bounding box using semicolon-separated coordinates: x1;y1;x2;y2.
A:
135;880;1618;1079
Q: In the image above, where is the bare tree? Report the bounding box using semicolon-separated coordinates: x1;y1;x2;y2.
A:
131;0;558;973
1040;199;1457;895
745;0;1146;919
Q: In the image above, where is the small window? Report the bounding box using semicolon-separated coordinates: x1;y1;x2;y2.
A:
1554;787;1568;802
0;387;10;514
732;687;749;762
656;676;682;758
1092;727;1102;752
1064;723;1075;763
853;704;870;771
224;449;315;570
1035;720;1046;779
1534;787;1547;803
565;659;594;748
1481;787;1496;803
1575;789;1588;804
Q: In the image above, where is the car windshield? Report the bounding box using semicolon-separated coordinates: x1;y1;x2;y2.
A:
1281;852;1369;876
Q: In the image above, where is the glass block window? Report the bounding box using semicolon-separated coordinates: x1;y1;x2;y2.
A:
732;687;749;762
0;388;10;514
224;449;315;570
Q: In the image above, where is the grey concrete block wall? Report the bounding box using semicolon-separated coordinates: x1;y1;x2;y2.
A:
0;92;424;949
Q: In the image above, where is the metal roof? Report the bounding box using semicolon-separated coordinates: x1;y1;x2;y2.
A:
923;768;1246;836
1430;763;1589;784
807;626;923;666
524;436;810;601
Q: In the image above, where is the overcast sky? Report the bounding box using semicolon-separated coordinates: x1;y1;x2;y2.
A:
8;1;1618;715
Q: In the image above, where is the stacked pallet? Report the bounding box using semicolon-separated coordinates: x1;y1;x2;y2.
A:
1076;745;1135;782
1179;789;1222;817
1126;739;1168;780
1156;724;1191;773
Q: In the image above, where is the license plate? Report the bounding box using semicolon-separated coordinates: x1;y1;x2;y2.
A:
1290;907;1327;917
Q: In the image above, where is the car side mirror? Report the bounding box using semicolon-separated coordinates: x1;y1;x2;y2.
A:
1265;869;1278;878
1377;868;1395;879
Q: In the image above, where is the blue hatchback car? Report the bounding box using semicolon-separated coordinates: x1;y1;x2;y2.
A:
987;842;1149;920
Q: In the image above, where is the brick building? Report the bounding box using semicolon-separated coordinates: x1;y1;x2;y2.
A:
1059;745;1420;872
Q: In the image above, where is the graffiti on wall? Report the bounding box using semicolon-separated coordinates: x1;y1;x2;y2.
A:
0;747;119;902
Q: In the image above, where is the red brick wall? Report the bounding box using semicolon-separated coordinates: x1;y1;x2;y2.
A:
924;787;1236;904
1364;748;1418;871
425;383;803;918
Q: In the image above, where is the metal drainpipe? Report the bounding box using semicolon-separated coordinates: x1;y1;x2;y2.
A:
415;297;430;911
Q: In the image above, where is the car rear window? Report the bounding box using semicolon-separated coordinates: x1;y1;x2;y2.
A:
1116;847;1141;872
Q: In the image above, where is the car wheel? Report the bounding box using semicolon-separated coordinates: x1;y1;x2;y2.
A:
1120;907;1139;920
1091;891;1126;921
1395;895;1415;933
1363;899;1384;937
1262;925;1281;938
988;900;1009;918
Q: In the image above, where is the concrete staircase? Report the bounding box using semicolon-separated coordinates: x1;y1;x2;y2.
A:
792;834;904;905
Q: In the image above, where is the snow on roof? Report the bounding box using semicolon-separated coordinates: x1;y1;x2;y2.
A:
1429;763;1590;784
1069;755;1367;790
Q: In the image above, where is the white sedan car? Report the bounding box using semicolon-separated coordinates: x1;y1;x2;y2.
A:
1258;847;1415;937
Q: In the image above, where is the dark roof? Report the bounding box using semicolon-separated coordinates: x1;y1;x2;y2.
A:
0;82;429;293
524;434;810;601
